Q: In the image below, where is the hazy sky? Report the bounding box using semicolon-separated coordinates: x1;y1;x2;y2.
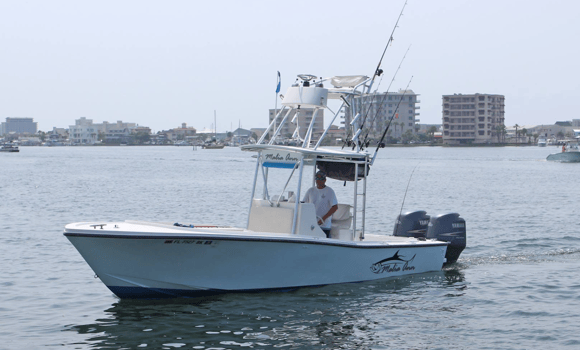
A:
1;0;579;133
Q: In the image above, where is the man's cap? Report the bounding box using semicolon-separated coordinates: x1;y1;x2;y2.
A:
315;171;326;181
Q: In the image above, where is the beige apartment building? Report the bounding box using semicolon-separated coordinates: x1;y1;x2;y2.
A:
69;117;139;144
344;90;420;139
442;93;505;144
268;108;324;142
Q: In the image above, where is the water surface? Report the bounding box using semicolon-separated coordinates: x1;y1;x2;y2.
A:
1;145;579;349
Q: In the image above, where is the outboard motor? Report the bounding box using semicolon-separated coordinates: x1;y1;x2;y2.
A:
393;210;430;238
426;213;466;264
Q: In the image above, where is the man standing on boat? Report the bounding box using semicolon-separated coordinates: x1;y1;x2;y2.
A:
303;171;338;238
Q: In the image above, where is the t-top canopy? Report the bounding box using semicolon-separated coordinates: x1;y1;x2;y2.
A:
330;75;369;88
241;144;369;161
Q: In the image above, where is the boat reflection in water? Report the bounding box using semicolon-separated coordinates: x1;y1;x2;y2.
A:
64;73;466;299
64;268;466;348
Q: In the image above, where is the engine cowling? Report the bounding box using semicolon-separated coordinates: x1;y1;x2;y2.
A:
426;213;466;264
393;210;430;238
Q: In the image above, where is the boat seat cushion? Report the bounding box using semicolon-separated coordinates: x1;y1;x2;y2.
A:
248;205;294;234
332;204;352;229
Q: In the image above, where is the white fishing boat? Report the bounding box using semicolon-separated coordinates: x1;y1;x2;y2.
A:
201;142;224;149
0;142;19;152
547;142;580;162
64;72;466;299
537;138;547;147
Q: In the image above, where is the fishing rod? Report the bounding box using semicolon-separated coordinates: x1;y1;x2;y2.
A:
371;75;413;165
341;106;354;150
343;0;408;150
360;46;411;150
393;162;420;235
366;0;408;94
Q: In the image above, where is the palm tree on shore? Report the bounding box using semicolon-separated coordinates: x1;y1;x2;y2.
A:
514;124;520;144
428;126;437;142
495;125;504;143
521;128;528;143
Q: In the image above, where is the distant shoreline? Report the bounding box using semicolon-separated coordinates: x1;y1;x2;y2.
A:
382;143;539;148
16;142;553;148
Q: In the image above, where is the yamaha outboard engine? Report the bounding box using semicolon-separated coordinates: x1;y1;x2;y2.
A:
393;210;430;238
426;213;466;264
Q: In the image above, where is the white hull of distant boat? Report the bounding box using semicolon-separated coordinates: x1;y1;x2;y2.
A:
0;144;19;152
547;151;580;162
64;221;447;298
201;143;225;149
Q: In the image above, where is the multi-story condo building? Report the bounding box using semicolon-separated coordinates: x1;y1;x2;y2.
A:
163;123;197;141
1;117;38;135
69;118;140;144
442;93;505;144
268;108;324;142
69;117;98;144
344;90;420;140
100;120;137;143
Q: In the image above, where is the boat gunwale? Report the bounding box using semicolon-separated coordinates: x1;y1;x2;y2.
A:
63;230;448;249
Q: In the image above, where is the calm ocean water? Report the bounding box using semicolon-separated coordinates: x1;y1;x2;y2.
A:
1;145;579;349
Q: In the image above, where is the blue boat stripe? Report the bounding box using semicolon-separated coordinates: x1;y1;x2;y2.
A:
262;162;297;169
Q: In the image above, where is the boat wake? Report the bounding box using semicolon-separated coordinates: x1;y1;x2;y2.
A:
457;247;580;268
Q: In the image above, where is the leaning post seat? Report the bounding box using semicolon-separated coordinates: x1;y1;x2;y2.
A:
330;204;353;240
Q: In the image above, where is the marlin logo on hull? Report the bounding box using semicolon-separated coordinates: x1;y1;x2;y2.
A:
370;250;416;274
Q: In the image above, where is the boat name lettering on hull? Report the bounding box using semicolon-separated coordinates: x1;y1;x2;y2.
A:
164;240;214;245
264;153;284;161
370;250;416;274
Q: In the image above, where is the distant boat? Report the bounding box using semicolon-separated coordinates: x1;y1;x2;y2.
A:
202;110;225;149
547;142;580;162
0;143;19;152
202;143;225;149
537;138;547;147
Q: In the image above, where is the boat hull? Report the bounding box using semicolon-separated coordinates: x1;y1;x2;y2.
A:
546;151;580;162
64;231;447;299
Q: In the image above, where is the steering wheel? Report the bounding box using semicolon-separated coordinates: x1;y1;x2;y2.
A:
298;74;317;82
316;216;324;225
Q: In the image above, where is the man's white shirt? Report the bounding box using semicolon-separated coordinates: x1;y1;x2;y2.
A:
303;186;338;229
